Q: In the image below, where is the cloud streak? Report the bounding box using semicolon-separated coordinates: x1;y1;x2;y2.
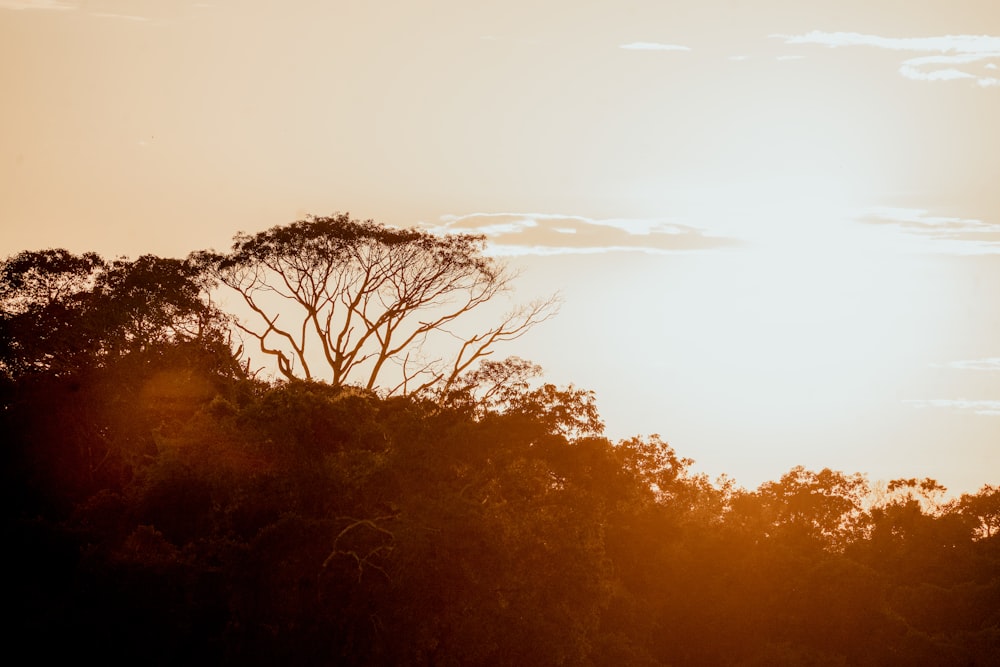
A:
904;399;1000;416
0;0;73;9
424;213;738;256
776;31;1000;53
619;42;691;52
0;0;180;21
857;207;1000;254
772;30;1000;87
91;11;151;21
938;358;1000;371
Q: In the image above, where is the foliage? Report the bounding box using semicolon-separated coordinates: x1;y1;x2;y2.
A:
958;484;1000;539
753;466;871;549
4;233;1000;665
1;249;228;380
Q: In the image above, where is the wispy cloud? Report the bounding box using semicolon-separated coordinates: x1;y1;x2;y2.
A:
904;399;1000;416
619;42;691;52
772;30;1000;87
857;207;1000;254
0;0;73;9
91;11;150;21
0;0;183;21
937;358;1000;371
423;213;738;256
775;31;1000;53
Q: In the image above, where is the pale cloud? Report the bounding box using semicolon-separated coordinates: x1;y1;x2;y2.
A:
728;55;750;61
423;213;738;256
775;31;1000;53
904;399;1000;416
772;30;1000;87
91;11;150;21
938;358;1000;371
857;207;1000;254
619;42;691;52
0;0;185;21
0;0;73;9
777;55;805;61
901;65;975;82
900;53;995;82
862;207;996;231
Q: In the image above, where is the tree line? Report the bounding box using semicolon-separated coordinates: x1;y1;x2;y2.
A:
2;214;999;665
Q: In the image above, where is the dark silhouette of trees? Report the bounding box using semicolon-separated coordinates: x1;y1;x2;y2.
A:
958;484;1000;539
752;466;870;549
3;225;1000;665
199;213;557;393
1;248;241;518
1;249;105;378
1;250;226;380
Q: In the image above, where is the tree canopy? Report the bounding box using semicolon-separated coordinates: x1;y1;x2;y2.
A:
1;250;226;380
199;213;557;394
3;218;999;665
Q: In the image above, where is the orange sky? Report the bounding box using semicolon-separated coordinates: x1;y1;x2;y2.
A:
3;0;1000;493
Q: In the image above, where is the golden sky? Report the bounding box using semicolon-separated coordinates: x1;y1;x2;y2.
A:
3;0;1000;492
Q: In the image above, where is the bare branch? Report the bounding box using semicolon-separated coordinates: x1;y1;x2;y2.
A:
206;214;557;394
323;515;397;582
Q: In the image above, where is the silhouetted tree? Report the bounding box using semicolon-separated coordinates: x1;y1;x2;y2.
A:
92;254;225;354
958;484;1000;539
1;248;240;517
5;235;1000;666
0;249;105;378
752;466;870;550
198;214;557;393
0;250;227;380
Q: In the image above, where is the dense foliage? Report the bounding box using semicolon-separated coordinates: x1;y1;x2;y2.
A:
3;241;1000;665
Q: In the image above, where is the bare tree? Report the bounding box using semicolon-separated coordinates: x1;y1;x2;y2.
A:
197;214;557;394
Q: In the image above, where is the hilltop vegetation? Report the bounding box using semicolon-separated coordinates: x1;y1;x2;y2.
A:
3;218;999;665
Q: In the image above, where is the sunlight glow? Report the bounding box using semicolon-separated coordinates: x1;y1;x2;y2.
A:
630;167;947;444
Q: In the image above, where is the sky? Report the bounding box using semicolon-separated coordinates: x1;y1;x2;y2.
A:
3;0;1000;494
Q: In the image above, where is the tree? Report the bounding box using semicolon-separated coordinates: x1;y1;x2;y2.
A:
883;477;949;515
1;249;240;515
957;484;1000;539
0;249;105;377
439;355;544;415
92;254;226;355
1;250;226;379
0;248;105;314
199;214;557;394
752;466;870;549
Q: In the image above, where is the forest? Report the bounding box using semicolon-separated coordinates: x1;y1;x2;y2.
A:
2;215;999;665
